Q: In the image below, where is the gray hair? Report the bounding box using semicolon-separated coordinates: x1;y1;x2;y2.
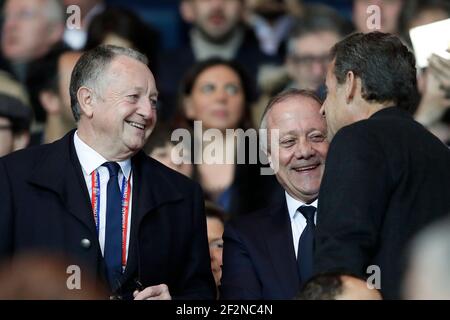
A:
69;45;148;122
259;88;322;154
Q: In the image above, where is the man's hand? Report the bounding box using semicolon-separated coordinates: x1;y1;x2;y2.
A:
133;283;172;300
428;53;450;91
414;53;450;127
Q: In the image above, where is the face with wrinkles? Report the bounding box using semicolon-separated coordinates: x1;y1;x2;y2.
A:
267;96;328;202
79;55;158;160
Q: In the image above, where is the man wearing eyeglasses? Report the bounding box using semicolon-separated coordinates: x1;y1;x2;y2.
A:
285;5;351;99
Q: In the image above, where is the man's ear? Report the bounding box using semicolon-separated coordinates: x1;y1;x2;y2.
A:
77;86;95;118
12;131;30;152
39;90;61;115
183;96;196;120
344;70;357;104
180;0;195;23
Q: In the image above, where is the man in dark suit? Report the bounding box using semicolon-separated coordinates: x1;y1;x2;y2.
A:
315;32;450;299
220;89;329;299
0;45;216;300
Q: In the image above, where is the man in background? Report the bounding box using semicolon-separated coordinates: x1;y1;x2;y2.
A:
1;0;67;128
158;0;273;121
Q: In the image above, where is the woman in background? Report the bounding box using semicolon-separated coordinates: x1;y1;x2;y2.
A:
178;58;282;217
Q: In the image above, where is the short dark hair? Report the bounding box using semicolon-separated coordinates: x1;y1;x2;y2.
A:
85;6;160;71
205;201;226;223
400;0;450;45
70;45;148;122
178;57;254;130
297;271;365;300
330;32;420;114
287;4;352;55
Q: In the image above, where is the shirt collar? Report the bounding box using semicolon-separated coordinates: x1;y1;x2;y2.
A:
285;191;318;220
73;131;131;179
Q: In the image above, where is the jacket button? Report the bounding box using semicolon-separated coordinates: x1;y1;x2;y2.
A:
80;238;91;249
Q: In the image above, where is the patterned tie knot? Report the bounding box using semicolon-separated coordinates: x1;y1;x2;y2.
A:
103;162;121;178
299;205;316;224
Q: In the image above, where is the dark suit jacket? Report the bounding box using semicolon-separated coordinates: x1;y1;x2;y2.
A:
0;131;216;299
314;107;450;299
220;200;301;299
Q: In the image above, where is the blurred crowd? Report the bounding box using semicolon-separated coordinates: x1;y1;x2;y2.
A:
0;0;449;300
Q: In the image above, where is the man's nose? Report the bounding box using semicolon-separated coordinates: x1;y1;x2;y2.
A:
138;99;154;120
295;139;314;159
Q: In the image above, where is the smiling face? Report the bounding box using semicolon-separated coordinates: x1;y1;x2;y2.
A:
185;64;245;131
80;55;158;161
267;96;328;202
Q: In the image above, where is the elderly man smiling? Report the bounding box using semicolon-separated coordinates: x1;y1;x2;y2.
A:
220;88;329;299
0;45;215;300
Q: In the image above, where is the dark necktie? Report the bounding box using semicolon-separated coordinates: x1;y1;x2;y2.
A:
103;162;123;289
297;205;316;287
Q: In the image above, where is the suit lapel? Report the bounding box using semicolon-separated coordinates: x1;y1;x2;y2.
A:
120;152;184;284
27;131;98;236
263;201;300;297
27;131;107;283
27;135;187;289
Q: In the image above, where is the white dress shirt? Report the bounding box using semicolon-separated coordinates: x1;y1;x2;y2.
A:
73;131;132;263
285;192;317;259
